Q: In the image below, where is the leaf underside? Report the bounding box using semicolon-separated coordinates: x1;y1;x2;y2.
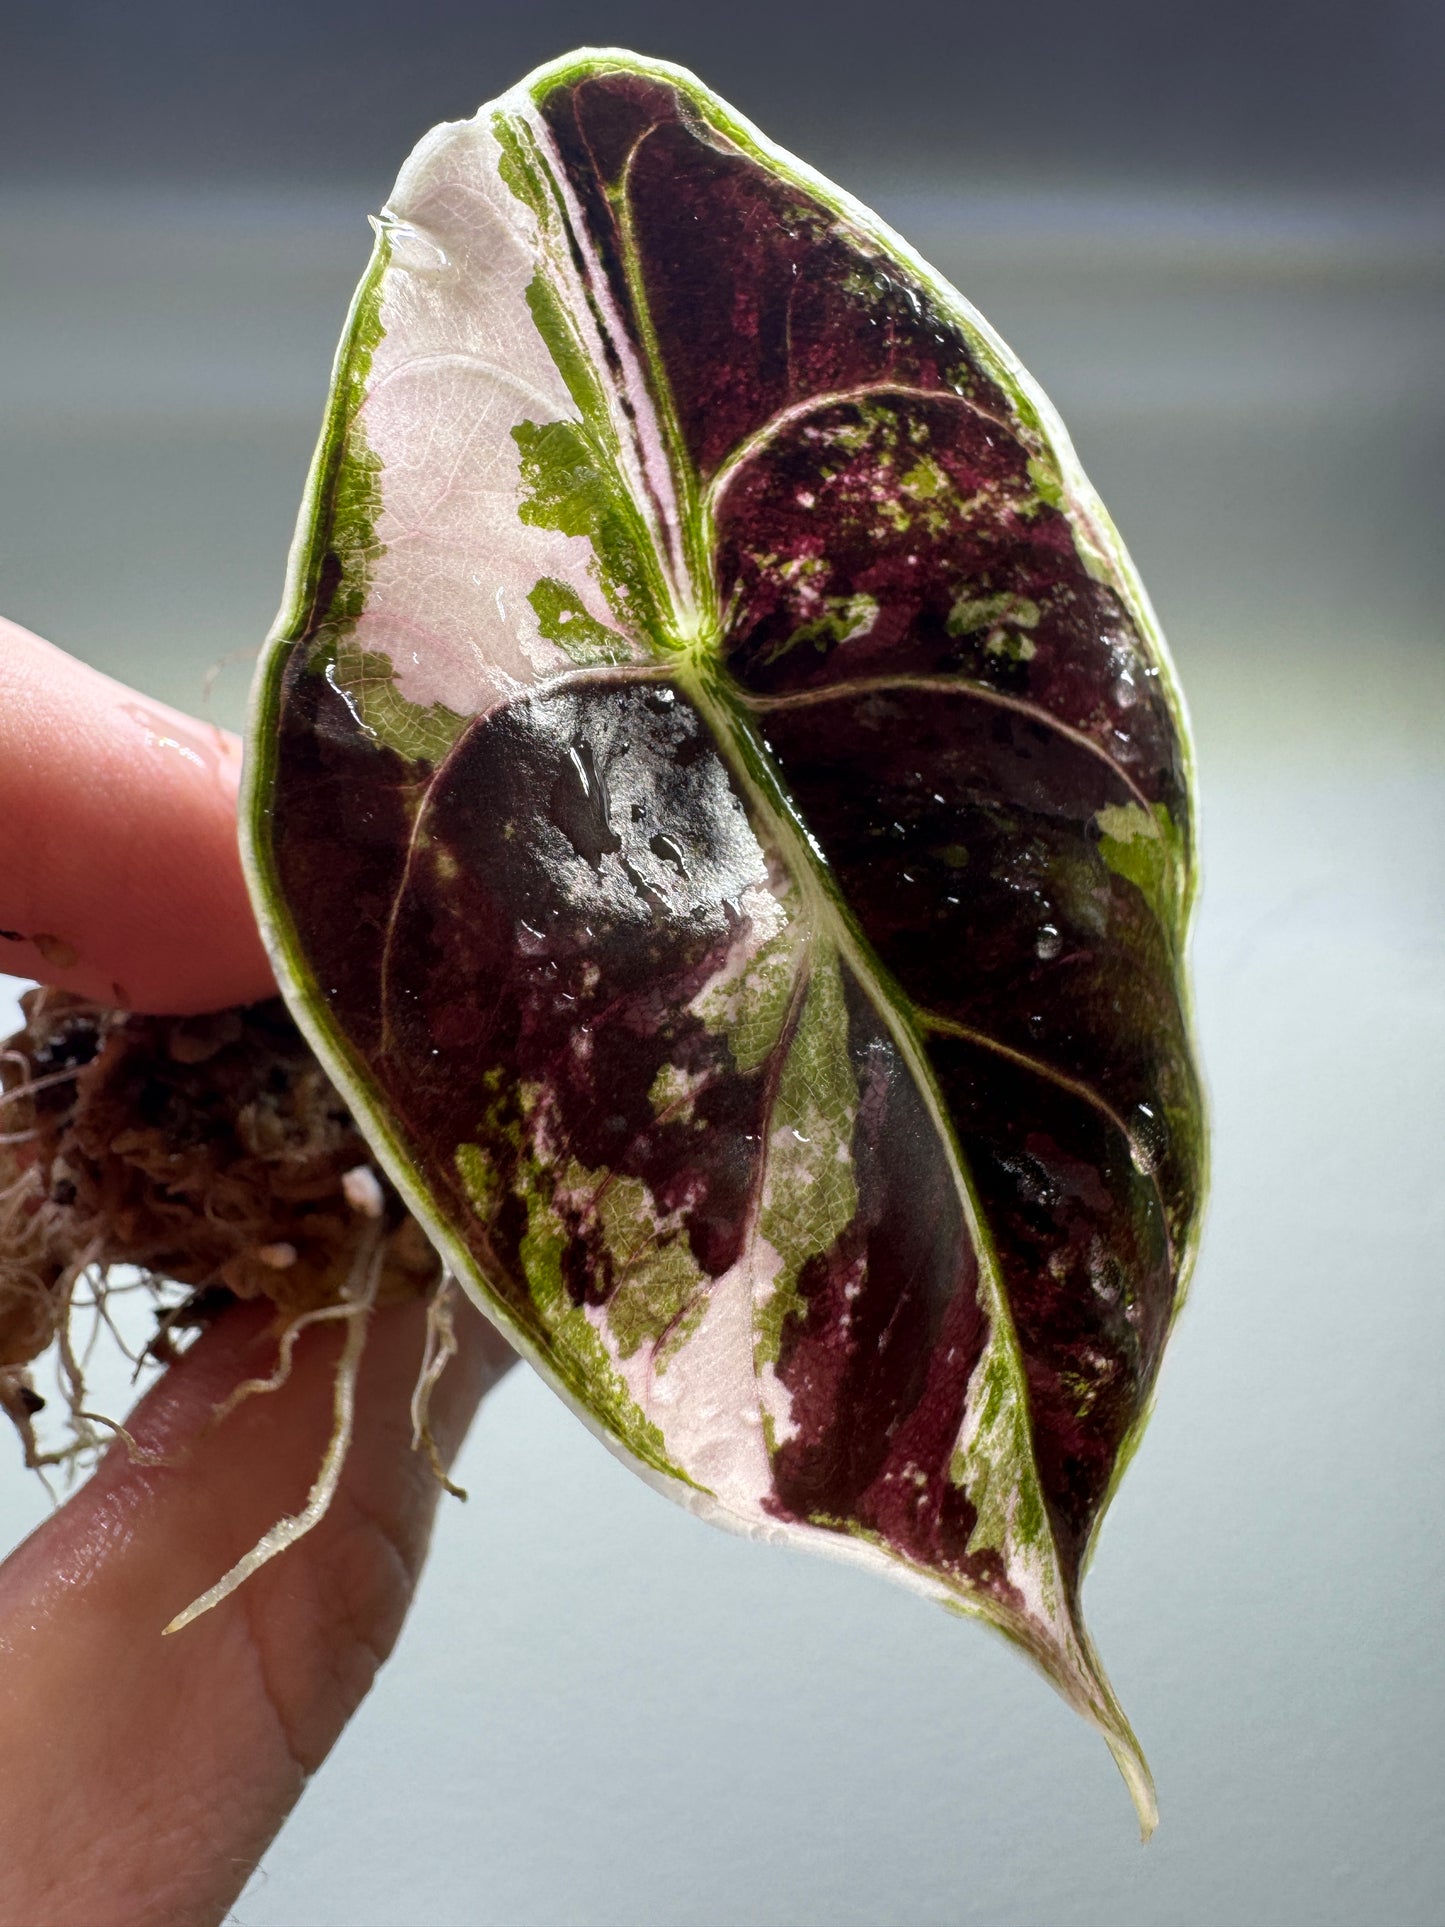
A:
244;48;1204;1832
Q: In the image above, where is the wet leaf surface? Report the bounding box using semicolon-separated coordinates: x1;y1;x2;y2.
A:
245;50;1204;1828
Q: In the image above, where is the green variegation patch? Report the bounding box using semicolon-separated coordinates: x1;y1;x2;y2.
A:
516;1145;695;1485
326;641;467;762
318;233;391;631
1095;801;1188;938
950;1330;1051;1579
754;947;859;1370
692;926;799;1074
947;588;1042;638
527;577;634;667
766;592;879;663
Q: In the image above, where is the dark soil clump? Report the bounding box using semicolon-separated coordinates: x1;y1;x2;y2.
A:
0;988;439;1460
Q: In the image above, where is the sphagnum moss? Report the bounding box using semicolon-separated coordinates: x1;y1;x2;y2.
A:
0;989;463;1622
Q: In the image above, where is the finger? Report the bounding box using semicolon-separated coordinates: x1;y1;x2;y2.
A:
0;1291;515;1927
0;618;274;1013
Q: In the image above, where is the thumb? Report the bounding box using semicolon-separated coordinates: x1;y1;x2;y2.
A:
0;1289;514;1927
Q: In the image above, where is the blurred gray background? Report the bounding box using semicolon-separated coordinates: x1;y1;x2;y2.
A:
2;3;1442;1923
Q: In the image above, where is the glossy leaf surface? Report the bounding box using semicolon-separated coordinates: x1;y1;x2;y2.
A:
245;49;1204;1829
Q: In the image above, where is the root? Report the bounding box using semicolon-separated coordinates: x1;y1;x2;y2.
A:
0;989;442;1471
0;1371;48;1483
68;1410;177;1469
164;1220;385;1635
1;988;480;1625
411;1275;467;1500
201;1298;368;1436
52;1245;101;1431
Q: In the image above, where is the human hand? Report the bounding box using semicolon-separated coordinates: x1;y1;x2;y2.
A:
0;617;515;1927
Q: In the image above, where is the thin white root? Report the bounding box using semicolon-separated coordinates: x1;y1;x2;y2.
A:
200;1297;365;1435
410;1275;466;1500
163;1223;384;1637
71;1409;181;1468
82;1275;144;1370
0;1062;103;1108
47;1245;109;1472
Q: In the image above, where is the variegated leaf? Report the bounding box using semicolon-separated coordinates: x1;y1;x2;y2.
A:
244;48;1205;1832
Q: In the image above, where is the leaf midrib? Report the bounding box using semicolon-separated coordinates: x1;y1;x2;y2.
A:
515;89;1077;1631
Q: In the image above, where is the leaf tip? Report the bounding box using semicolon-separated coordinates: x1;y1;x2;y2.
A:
1039;1608;1158;1838
1085;1667;1157;1840
1110;1727;1159;1842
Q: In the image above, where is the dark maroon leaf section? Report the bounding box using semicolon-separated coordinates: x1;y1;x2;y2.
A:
541;73;988;480
757;686;1188;1565
276;670;755;1333
767;970;997;1585
540;75;1187;832
753;687;1195;1228
933;1037;1173;1572
270;663;1004;1579
528;66;1201;1577
713;393;1186;826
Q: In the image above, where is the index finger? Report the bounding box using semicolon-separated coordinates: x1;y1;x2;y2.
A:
0;618;275;1013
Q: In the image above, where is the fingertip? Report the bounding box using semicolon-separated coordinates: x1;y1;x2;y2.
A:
0;619;275;1013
